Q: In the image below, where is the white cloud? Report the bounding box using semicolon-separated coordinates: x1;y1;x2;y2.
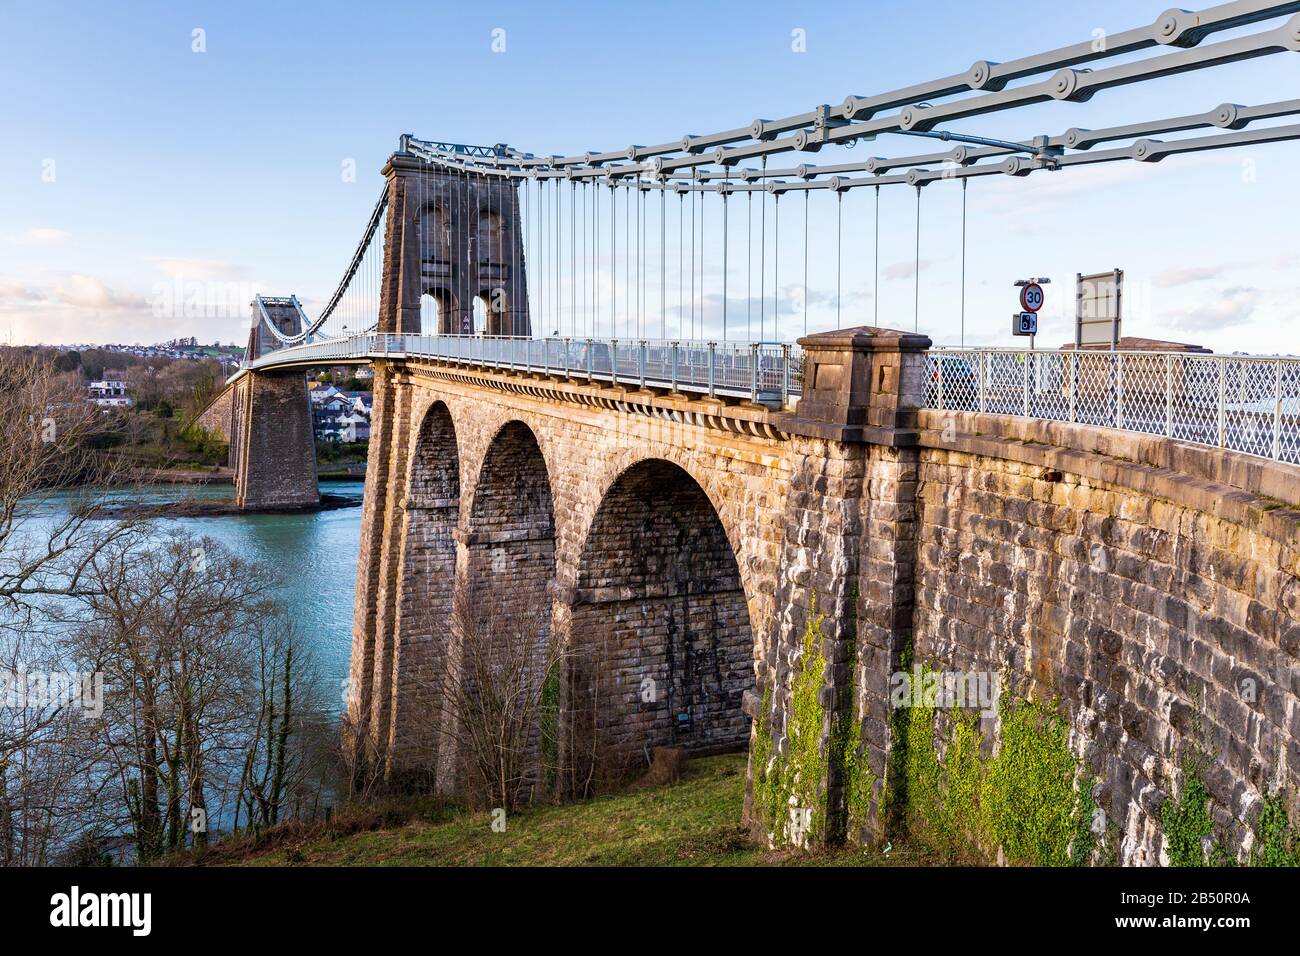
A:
54;274;147;310
23;227;70;244
883;258;934;281
146;257;247;280
1152;265;1231;288
0;272;164;345
0;279;43;303
1158;285;1259;332
973;151;1240;208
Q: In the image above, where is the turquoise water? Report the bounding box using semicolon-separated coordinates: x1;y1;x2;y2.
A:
168;482;364;690
28;481;365;704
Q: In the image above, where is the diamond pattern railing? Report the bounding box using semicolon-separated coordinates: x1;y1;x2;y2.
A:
925;348;1300;464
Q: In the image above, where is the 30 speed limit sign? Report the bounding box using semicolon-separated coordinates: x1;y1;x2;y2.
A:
1019;282;1045;312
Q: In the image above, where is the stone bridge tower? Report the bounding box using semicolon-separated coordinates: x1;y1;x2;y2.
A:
230;296;319;510
379;144;530;338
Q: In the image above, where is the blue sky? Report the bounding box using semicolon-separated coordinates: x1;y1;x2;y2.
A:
1;0;1298;351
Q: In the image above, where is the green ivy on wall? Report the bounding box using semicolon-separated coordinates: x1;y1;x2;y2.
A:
754;625;1300;865
538;663;561;791
1251;793;1300;867
983;697;1083;866
889;662;1094;866
753;593;876;846
754;595;831;845
833;602;874;841
1161;754;1216;866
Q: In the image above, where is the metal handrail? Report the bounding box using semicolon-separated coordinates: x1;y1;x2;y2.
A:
240;337;1300;464
924;347;1300;464
239;333;805;406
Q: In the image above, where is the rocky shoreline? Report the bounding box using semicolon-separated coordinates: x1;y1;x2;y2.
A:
78;492;362;520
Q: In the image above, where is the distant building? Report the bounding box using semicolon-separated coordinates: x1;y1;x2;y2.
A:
308;383;344;405
341;391;371;416
88;380;132;408
311;386;371;442
339;412;371;443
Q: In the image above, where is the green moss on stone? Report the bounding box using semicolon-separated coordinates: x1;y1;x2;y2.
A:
983;698;1081;866
754;594;875;846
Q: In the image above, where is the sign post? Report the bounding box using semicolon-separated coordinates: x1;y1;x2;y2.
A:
1013;277;1049;349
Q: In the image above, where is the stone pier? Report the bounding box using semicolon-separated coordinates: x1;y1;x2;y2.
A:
232;368;319;510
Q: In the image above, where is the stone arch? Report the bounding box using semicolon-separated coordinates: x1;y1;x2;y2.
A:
420;289;460;335
471;294;491;335
408;400;461;505
475;204;505;264
419;200;452;262
565;458;756;793
451;406;562;523
386;400;461;785
444;419;558;797
571;442;763;616
476;287;512;336
464;421;555;601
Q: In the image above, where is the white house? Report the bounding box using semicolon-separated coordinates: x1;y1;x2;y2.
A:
88;380;132;408
342;391;371;416
339;412;370;443
308;383;343;405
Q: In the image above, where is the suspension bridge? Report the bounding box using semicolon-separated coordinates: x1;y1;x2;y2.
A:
196;2;1300;862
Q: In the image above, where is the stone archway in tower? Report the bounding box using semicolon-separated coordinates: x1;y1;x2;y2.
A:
421;289;460;335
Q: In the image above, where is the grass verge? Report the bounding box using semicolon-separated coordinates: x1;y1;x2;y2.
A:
187;755;937;867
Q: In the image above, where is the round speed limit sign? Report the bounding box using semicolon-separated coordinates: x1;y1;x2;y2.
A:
1020;282;1045;312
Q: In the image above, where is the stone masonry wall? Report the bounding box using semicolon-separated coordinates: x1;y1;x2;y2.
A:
194;382;235;444
346;329;1300;864
352;365;793;798
348;361;401;764
444;422;556;796
910;409;1300;864
385;402;460;780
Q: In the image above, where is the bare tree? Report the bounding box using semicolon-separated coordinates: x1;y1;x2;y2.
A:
0;349;138;865
0;348;137;609
63;532;275;858
234;614;335;834
0;352;339;864
429;583;566;811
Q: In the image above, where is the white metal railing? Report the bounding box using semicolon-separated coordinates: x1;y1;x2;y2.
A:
243;338;1300;463
241;333;804;406
925;348;1300;464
